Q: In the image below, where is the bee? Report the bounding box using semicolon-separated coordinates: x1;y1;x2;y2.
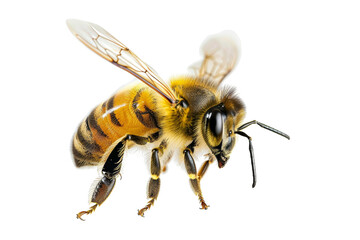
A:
67;19;290;220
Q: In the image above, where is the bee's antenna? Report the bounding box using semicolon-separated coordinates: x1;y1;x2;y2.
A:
235;131;256;188
235;120;289;188
237;120;290;140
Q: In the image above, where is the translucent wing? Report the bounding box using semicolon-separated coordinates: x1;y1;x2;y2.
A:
190;31;240;86
67;19;177;104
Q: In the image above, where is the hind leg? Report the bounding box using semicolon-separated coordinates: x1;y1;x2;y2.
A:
76;133;159;220
77;176;116;220
76;137;126;220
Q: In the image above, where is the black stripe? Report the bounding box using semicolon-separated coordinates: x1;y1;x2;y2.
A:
107;96;122;126
73;156;85;167
72;137;99;167
72;142;87;159
132;89;159;129
76;125;101;153
73;156;97;167
88;109;108;137
101;102;106;109
85;117;91;131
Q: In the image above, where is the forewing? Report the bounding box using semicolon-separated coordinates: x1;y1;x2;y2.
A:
67;19;177;104
190;31;240;86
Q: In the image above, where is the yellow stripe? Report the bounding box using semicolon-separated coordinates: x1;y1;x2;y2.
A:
151;174;159;180
188;173;196;180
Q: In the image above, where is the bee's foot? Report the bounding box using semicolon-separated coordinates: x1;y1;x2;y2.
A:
137;198;155;217
200;200;209;210
76;211;90;221
137;208;146;217
76;204;98;221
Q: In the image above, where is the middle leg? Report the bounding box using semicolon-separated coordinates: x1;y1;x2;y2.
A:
138;141;166;217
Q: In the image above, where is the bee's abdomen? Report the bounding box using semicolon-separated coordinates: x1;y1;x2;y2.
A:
72;117;103;167
72;84;160;167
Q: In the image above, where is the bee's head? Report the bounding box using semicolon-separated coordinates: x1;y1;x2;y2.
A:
202;101;244;168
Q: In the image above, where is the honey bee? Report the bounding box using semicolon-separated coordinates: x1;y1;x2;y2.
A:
67;19;290;220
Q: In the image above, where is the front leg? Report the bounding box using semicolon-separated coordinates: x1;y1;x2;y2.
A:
198;153;215;181
183;147;209;210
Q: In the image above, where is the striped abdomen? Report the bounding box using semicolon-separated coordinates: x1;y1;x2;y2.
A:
72;83;160;167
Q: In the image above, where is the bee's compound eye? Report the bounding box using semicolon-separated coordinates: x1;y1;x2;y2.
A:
208;110;223;137
204;108;224;148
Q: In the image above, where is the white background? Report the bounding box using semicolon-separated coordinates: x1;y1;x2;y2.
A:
1;0;359;239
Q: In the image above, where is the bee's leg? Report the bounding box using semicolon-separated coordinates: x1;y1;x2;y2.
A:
76;176;116;221
77;132;160;220
138;141;166;217
161;150;173;172
76;139;124;220
184;146;209;210
198;154;215;181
